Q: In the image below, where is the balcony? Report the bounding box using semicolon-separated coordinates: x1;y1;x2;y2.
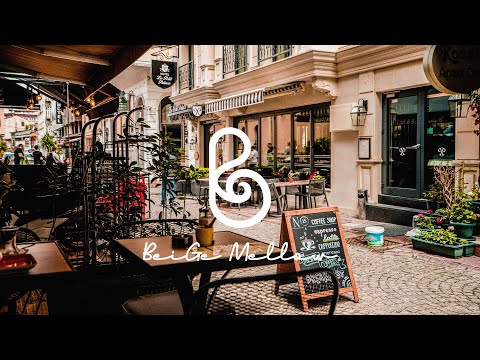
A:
46;108;52;120
223;45;247;78
258;45;292;65
178;60;194;91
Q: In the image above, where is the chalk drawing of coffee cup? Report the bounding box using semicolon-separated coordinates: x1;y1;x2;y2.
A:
300;239;315;251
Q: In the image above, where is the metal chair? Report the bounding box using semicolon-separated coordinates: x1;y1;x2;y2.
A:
257;182;286;216
112;219;198;299
295;178;329;209
114;219;198;239
192;267;339;315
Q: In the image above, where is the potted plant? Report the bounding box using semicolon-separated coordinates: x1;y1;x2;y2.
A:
466;183;480;212
411;228;470;258
188;167;209;197
308;171;324;181
0;171;21;255
41;133;56;152
414;210;442;230
448;195;477;238
422;182;444;211
145;131;185;219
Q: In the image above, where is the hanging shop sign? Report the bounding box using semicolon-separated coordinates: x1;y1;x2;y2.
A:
152;60;177;89
55;102;63;124
423;45;480;94
192;105;203;117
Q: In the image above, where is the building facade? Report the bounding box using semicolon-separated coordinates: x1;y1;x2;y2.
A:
110;45;192;170
0;111;38;150
169;45;479;213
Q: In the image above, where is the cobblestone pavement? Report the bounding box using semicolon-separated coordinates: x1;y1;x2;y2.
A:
147;189;480;315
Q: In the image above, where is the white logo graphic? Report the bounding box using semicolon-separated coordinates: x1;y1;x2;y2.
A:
300;216;309;227
399;147;406;156
161;63;169;72
300;239;316;251
209;127;271;228
438;147;446;157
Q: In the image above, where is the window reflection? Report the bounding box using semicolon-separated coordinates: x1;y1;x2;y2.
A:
234;104;331;187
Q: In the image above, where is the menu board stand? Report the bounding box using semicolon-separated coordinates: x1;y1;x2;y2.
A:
276;206;359;311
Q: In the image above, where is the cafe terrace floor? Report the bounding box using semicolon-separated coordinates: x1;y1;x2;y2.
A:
15;193;480;315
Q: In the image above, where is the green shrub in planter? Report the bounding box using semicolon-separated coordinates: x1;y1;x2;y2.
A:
413;228;470;258
415;210;443;229
447;196;477;238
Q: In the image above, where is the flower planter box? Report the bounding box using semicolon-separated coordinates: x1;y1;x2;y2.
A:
463;242;476;257
411;237;464;258
450;222;476;238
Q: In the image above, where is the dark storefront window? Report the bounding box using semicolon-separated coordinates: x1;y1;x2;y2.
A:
425;89;455;188
293;111;311;173
234;103;331;187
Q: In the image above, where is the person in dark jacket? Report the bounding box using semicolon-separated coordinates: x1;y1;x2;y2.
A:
13;144;25;165
32;145;45;164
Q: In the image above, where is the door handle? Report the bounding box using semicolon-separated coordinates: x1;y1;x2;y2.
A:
390;144;421;150
407;144;421;150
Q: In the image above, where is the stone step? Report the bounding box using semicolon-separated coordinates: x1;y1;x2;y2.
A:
378;194;434;211
366;203;427;226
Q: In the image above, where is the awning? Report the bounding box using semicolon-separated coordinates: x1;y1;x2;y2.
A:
205;88;264;114
0;45;152;117
203;82;305;114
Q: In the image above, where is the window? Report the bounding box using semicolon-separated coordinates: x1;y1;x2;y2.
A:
234;103;331;186
293;111;310;173
258;45;292;65
223;45;247;77
312;108;331;188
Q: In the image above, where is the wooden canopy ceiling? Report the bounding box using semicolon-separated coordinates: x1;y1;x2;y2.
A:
0;45;152;117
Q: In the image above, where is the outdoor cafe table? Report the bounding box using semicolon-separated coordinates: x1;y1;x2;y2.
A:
274;180;310;209
112;231;293;312
0;241;74;312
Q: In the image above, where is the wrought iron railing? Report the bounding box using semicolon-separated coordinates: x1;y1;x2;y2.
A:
178;60;194;91
223;45;247;77
46;108;52;120
258;45;292;65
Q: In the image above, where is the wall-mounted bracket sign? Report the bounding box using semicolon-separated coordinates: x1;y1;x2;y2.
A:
276;207;359;311
423;45;480;94
152;60;177;89
192;105;203;117
358;137;371;159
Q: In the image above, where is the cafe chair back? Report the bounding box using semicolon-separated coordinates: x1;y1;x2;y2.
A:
295;178;328;209
111;219;198;298
113;218;198;240
190;267;339;315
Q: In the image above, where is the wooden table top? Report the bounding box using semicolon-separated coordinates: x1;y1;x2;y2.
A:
113;231;292;274
0;242;74;290
274;180;310;187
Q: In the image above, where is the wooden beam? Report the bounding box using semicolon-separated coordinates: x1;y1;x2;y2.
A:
0;63;88;86
26;82;89;108
12;45;111;66
86;45;152;99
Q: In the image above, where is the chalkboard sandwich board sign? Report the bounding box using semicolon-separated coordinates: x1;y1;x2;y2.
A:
276;206;359;311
